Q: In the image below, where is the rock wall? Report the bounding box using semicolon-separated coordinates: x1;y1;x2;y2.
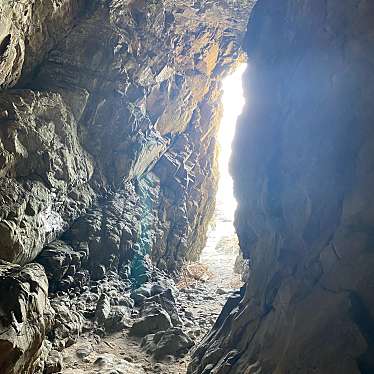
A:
190;1;374;373
0;0;248;269
0;0;249;371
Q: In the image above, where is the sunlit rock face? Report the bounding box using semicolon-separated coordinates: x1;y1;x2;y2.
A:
0;0;249;269
190;1;374;373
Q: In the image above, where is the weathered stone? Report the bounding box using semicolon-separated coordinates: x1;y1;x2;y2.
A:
95;294;111;325
190;1;374;373
103;306;131;333
0;0;90;88
0;261;54;374
129;305;172;338
142;327;194;361
44;349;63;374
49;299;83;350
0;90;94;264
143;289;182;327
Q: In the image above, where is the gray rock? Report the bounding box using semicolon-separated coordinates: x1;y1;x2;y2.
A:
76;346;92;359
215;288;229;295
44;349;63;374
50;300;83;350
104;306;131;333
141;327;194;361
95;294;111;324
129;306;172;337
190;1;374;373
130;285;152;305
0;262;54;374
143;289;182;327
91;264;106;281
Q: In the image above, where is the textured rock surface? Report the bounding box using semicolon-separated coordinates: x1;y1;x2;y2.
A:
141;327;194;361
0;0;89;88
0;261;54;374
0;90;94;265
0;0;248;274
0;1;250;371
190;1;374;373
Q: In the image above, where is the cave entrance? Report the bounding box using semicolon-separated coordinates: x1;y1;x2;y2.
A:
199;63;247;290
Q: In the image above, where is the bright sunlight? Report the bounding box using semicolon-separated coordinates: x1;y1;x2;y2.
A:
199;63;247;289
217;63;247;226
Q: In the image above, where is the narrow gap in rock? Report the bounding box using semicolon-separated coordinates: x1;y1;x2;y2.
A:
199;63;248;292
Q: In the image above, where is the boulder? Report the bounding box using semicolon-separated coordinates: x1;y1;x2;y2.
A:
0;261;54;374
49;299;83;350
142;327;194;361
129;304;172;337
143;289;182;327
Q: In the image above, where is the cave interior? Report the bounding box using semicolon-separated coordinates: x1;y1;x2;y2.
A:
0;1;373;374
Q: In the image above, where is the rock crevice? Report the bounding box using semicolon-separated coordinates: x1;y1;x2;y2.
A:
190;1;374;373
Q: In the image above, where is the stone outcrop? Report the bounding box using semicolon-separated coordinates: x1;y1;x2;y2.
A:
0;261;54;374
190;1;374;373
0;0;90;89
0;1;249;371
0;90;94;265
0;0;248;273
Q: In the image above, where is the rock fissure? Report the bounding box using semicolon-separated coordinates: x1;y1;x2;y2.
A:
1;0;374;373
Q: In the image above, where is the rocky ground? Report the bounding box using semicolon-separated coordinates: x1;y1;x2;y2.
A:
44;226;243;374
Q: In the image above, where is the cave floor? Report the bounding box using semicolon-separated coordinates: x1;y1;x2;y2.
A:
61;229;242;374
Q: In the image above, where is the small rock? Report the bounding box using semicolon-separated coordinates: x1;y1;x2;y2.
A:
94;356;109;367
129;308;172;337
76;346;92;359
141;327;194;360
216;288;228;295
44;350;63;374
95;294;111;324
91;264;106;281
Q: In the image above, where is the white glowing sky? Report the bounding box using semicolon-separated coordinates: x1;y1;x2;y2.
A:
216;63;247;223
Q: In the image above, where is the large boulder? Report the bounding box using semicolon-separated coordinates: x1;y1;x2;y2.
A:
0;261;54;374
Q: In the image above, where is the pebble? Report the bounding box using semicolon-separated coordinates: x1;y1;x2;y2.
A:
94;356;108;367
76;347;92;359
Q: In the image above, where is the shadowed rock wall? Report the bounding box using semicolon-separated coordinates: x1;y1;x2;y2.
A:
189;1;374;373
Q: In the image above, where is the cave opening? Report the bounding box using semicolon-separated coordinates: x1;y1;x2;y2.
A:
199;63;247;289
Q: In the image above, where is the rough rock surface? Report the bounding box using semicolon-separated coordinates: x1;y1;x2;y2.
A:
129;305;172;338
190;1;374;373
0;2;249;368
58;260;238;373
0;261;54;374
0;0;248;271
141;327;194;361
